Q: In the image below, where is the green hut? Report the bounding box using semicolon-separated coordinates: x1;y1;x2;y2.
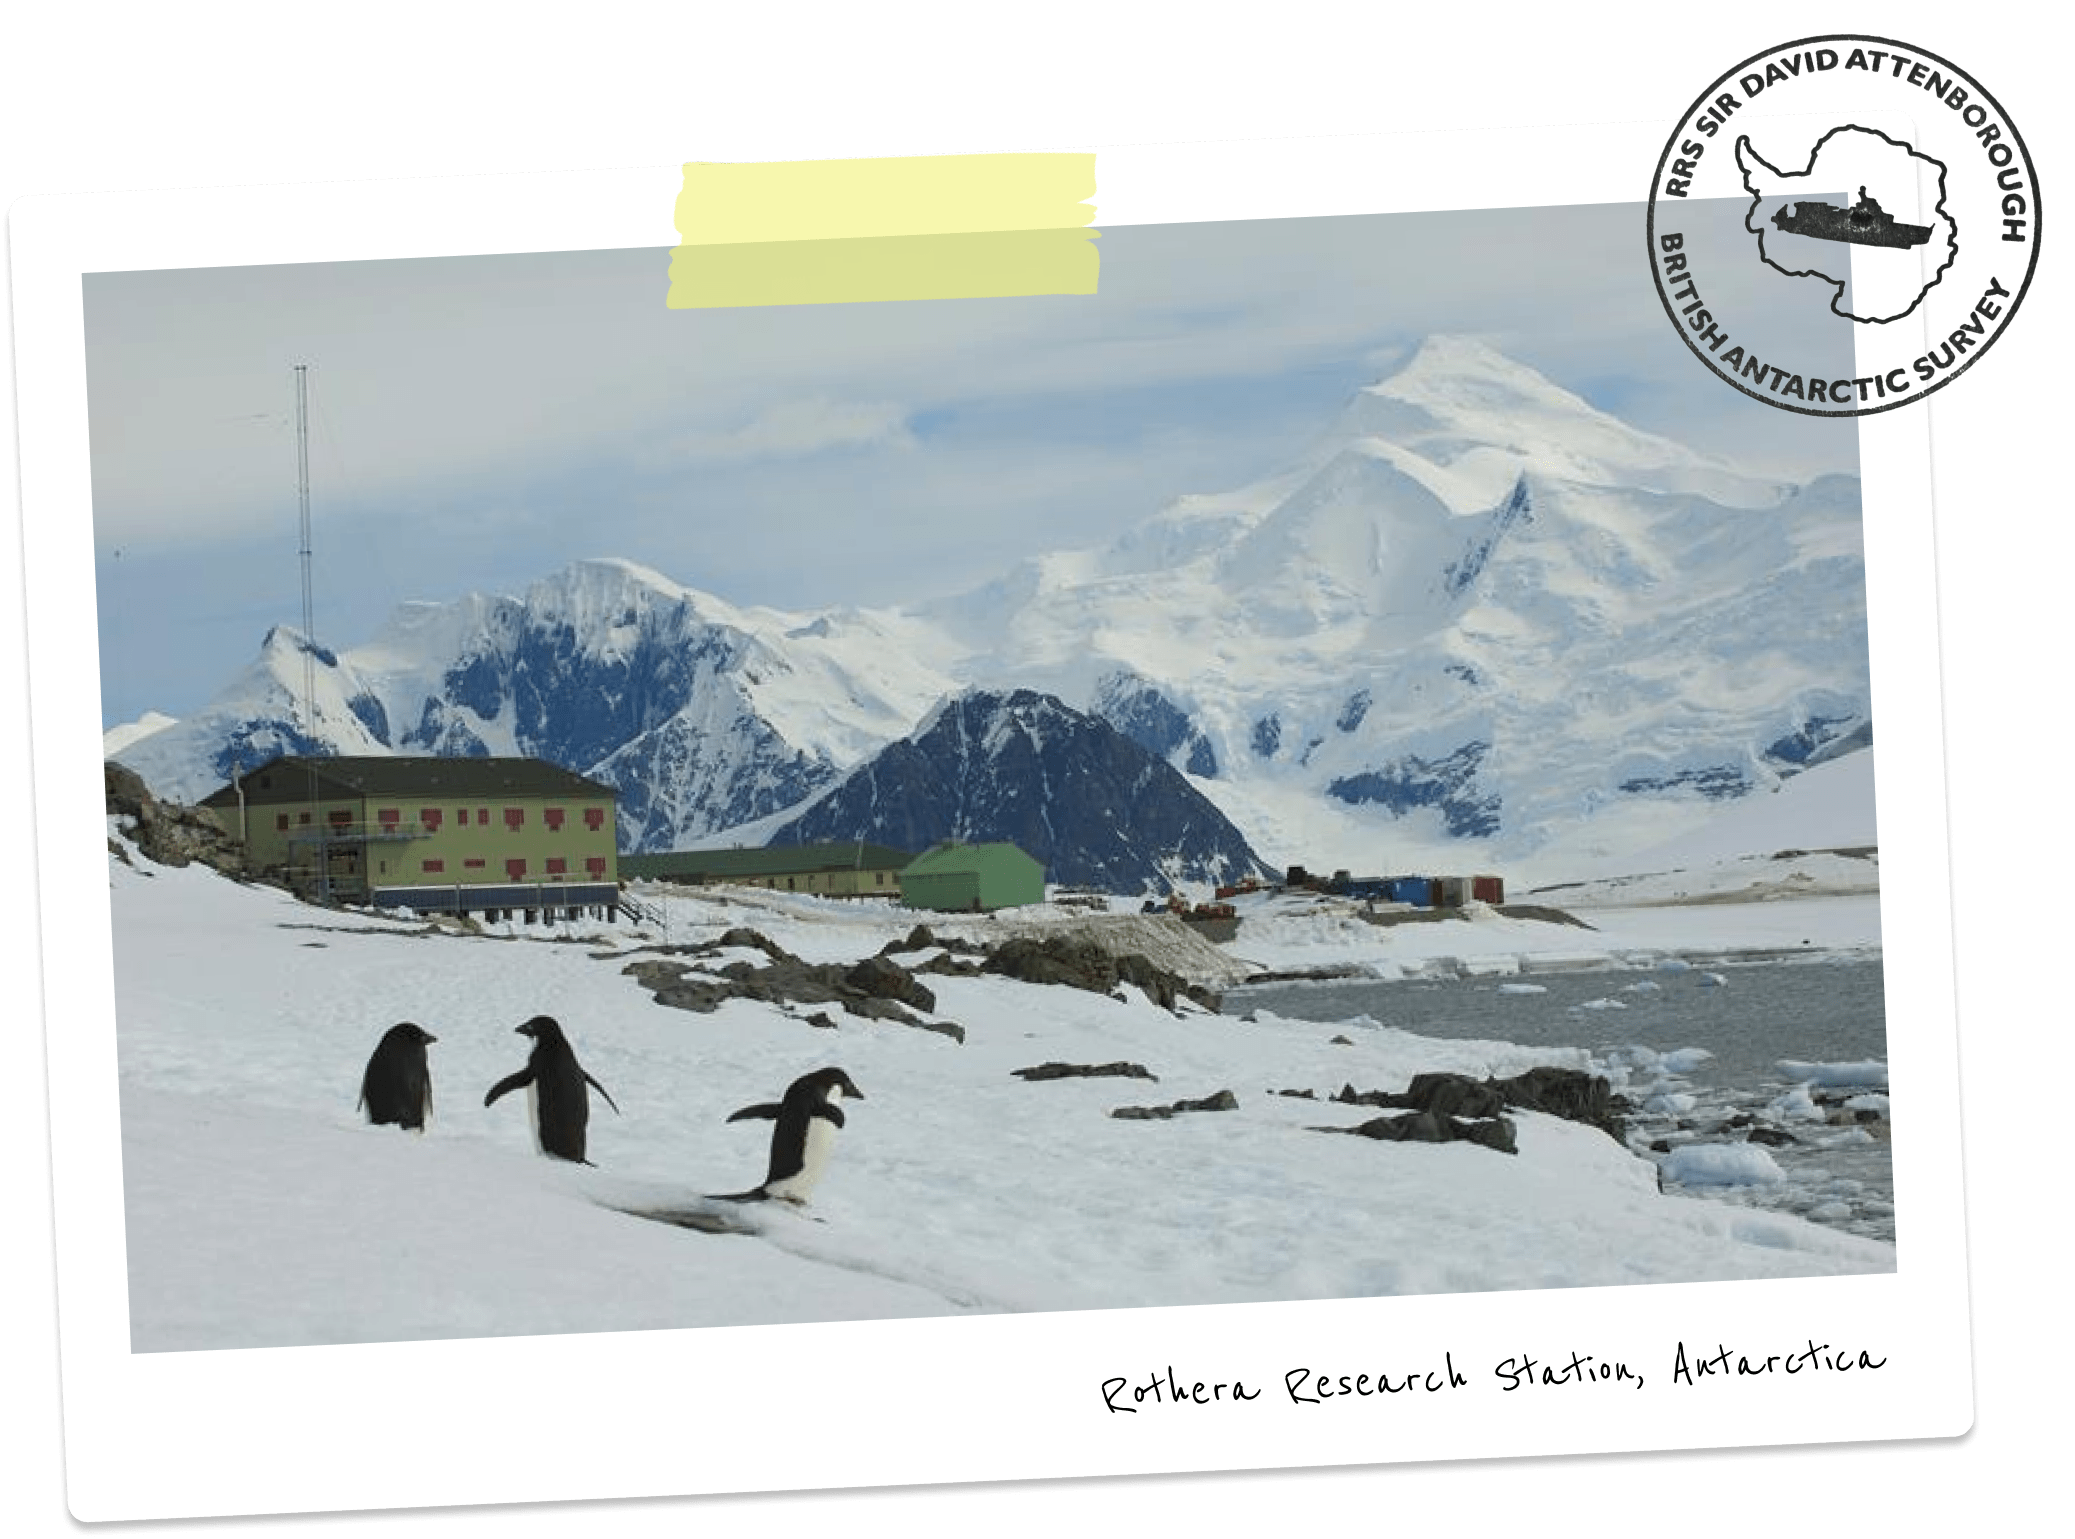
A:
898;841;1045;913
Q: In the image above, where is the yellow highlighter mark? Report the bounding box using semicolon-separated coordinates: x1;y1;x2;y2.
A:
670;153;1098;309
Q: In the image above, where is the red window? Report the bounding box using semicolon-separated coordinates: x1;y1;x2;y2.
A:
298;812;312;826
458;808;470;826
421;808;443;830
464;858;486;870
477;807;488;824
545;857;567;875
505;858;527;880
544;807;565;831
275;813;289;831
504;807;524;829
583;807;605;831
423;859;445;874
586;857;607;875
328;809;350;827
378;808;400;827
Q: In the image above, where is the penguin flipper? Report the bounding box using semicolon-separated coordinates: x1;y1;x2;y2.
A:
584;1071;622;1116
725;1102;783;1123
811;1103;847;1130
483;1068;534;1107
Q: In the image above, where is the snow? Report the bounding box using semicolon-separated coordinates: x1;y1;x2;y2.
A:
101;709;177;758
60;721;1958;1518
109;828;1893;1354
76;796;1942;1509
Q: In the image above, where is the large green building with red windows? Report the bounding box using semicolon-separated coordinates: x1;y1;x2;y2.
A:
199;754;620;918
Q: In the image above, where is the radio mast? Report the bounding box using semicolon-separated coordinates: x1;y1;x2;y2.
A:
294;363;327;902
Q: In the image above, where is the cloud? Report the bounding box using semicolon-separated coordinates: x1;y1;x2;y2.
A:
662;397;917;466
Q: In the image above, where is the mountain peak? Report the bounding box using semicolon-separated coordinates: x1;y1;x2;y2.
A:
1365;333;1614;424
1341;334;1788;509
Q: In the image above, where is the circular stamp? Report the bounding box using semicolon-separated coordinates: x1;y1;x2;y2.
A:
1647;35;2040;416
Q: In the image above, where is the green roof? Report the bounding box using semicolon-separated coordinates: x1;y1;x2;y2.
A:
621;843;915;880
201;755;617;808
902;841;1042;876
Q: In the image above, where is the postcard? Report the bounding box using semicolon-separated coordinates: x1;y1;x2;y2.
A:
15;83;1981;1521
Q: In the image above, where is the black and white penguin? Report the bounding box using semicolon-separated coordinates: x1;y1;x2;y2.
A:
711;1067;864;1204
483;1015;621;1164
358;1022;437;1132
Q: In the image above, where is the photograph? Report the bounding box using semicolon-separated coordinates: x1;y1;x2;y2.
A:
90;201;1895;1353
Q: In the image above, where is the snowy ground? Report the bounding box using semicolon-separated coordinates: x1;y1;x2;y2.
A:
60;796;1975;1518
109;827;1894;1354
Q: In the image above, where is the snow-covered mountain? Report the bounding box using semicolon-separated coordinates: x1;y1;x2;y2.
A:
934;336;1868;877
113;560;957;850
108;336;1871;886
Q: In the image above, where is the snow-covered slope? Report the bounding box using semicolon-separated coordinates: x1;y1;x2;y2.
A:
108;826;1892;1352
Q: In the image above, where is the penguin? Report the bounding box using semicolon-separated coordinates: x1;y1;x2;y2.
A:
483;1015;621;1164
711;1067;864;1205
358;1022;437;1132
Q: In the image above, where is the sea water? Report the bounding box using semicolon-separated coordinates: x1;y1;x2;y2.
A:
1228;959;1895;1243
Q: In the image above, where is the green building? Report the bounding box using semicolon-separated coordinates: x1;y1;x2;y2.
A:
199;755;620;918
619;842;914;899
898;841;1045;913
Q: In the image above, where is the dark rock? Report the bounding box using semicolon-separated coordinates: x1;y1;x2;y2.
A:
842;955;936;1013
1111;1089;1239;1120
1746;1126;1798;1147
712;927;800;965
622;944;962;1041
1485;1066;1628;1140
1012;1061;1157;1082
1326;1066;1626;1143
106;760;251;878
981;935;1217;1013
1320;1109;1519;1155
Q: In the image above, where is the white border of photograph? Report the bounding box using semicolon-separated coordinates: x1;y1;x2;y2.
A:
15;122;1970;1522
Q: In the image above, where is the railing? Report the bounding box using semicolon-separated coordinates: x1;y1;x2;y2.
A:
368;881;622;916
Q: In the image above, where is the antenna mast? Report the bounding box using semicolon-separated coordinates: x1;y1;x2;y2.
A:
294;363;327;902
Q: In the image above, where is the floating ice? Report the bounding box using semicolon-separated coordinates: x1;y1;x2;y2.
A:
1778;1059;1889;1088
1659;1142;1788;1187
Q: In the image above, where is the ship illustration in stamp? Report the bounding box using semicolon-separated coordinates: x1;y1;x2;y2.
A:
1770;186;1934;249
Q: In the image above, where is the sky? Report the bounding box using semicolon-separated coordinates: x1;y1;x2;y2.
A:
86;199;1862;729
